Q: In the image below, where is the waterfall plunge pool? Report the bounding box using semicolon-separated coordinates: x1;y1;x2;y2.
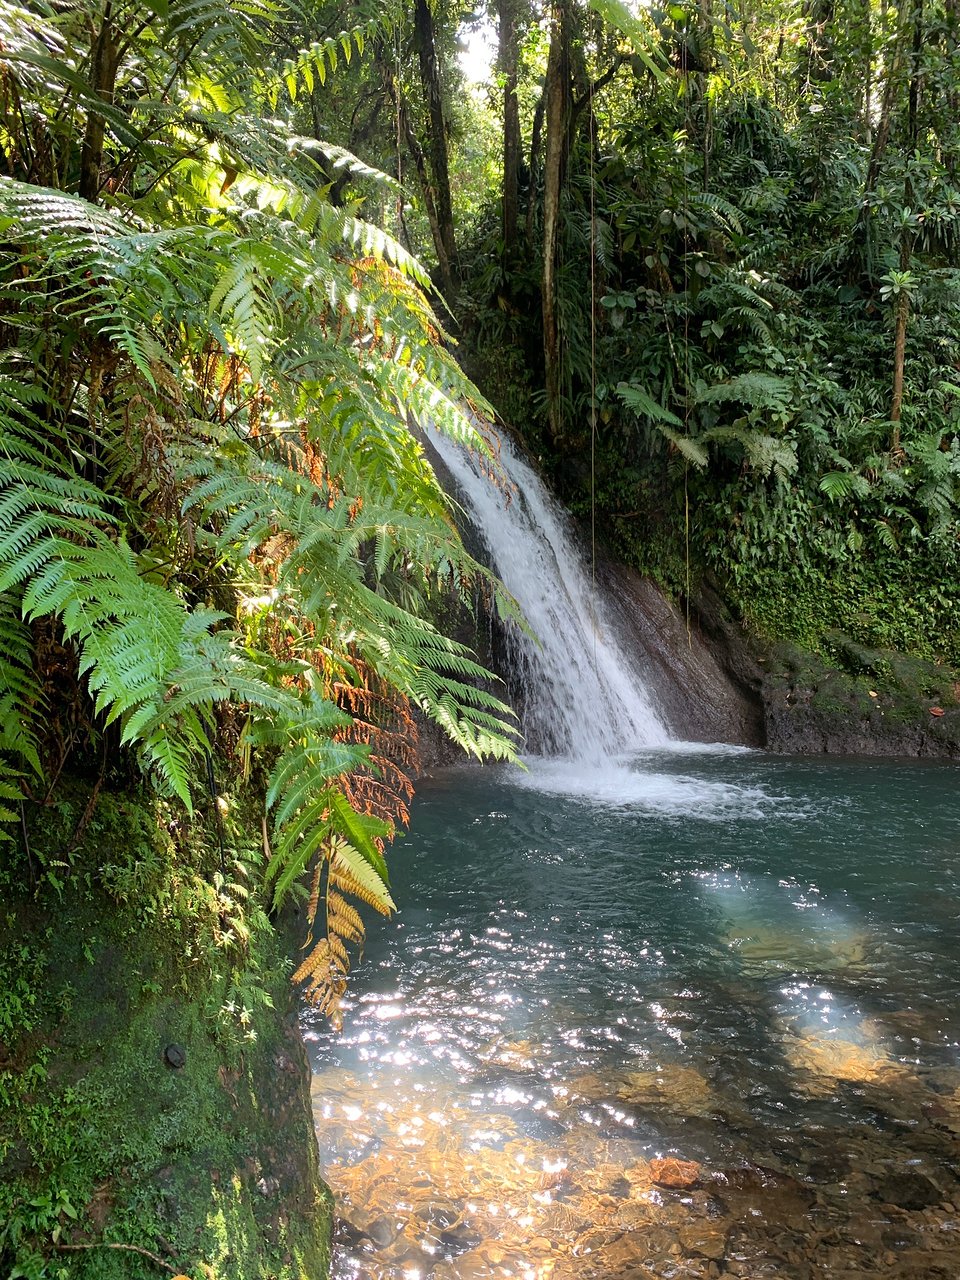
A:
304;748;960;1280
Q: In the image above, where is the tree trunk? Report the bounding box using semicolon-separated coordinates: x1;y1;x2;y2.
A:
525;89;546;245
946;0;960;169
861;0;909;198
378;54;453;294
890;0;923;452
853;0;910;267
542;0;573;441
78;4;120;201
907;0;923;147
800;0;834;93
414;0;458;302
890;289;908;451
861;0;873;144
499;0;521;257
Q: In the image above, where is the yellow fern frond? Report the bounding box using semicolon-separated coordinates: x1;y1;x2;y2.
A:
292;937;331;986
329;853;393;915
328;934;349;966
327;890;364;943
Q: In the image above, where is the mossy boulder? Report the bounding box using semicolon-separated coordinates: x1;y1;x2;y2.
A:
0;782;332;1280
760;637;960;756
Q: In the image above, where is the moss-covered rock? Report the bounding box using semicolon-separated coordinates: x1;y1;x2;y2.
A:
759;638;960;756
0;782;331;1280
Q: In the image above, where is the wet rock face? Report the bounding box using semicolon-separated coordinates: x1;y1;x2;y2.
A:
418;541;960;761
601;569;960;759
597;566;765;748
872;1169;943;1211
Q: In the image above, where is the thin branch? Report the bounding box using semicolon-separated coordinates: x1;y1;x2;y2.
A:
133;145;206;200
19;798;35;889
53;1242;180;1274
65;736;108;858
573;55;626;116
114;15;153;64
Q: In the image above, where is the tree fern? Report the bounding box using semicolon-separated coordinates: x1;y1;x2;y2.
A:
0;0;521;1032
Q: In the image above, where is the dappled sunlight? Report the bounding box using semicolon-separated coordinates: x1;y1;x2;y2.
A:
307;759;960;1279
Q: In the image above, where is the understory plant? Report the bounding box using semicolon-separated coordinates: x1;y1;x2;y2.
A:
0;0;520;1029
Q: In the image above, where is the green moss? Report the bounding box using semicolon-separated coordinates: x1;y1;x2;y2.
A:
0;782;331;1280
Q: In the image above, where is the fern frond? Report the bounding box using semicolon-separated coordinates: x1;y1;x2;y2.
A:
0;591;44;777
327;890;364;944
697;372;791;410
691;192;744;237
0;773;25;842
328;838;394;915
819;470;870;500
274;14;387;100
703;425;797;476
616;381;683;426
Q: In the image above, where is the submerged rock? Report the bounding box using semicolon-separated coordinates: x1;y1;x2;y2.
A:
680;1221;729;1260
872;1168;943;1210
650;1157;702;1189
618;1064;721;1118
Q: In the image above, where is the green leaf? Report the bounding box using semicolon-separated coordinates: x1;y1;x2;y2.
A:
616;382;684;426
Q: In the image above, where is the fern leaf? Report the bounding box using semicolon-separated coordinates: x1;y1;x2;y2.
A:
329;839;394;915
819;470;868;500
616;381;684;426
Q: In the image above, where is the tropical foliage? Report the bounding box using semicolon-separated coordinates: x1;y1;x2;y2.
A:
438;0;960;665
5;0;960;1023
0;0;520;1028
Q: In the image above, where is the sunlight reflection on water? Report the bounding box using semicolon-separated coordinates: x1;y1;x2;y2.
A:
306;754;960;1280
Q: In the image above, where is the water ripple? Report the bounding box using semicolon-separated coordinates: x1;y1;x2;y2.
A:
307;754;960;1280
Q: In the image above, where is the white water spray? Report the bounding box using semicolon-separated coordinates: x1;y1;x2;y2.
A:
429;428;671;760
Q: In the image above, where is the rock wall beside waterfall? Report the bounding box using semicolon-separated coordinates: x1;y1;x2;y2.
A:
602;567;960;758
425;424;959;761
756;639;960;758
598;565;764;747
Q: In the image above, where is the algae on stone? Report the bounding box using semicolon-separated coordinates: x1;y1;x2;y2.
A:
0;782;331;1280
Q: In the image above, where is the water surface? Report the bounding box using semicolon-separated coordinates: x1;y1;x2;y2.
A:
305;750;960;1280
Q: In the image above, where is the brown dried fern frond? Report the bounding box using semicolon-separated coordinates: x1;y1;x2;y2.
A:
293;935;348;1029
327;890;365;944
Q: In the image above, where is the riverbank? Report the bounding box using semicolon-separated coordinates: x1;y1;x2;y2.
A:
0;780;331;1279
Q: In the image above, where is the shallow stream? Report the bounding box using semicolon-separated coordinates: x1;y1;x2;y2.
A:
305;749;960;1280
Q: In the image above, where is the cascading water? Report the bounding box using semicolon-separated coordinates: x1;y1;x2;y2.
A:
428;427;671;759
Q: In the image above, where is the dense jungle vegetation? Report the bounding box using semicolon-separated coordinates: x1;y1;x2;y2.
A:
311;0;960;667
2;0;959;1271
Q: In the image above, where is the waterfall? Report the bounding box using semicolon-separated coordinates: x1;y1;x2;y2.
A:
428;427;671;760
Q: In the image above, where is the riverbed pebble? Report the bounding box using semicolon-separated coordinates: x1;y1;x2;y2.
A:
316;1057;960;1280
